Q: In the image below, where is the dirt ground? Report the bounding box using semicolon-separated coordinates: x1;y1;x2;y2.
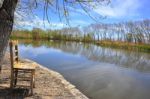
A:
0;53;88;99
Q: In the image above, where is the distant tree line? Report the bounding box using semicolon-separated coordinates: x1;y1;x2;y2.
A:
11;19;150;46
11;27;93;42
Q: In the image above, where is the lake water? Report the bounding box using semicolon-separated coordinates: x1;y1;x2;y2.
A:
18;40;150;99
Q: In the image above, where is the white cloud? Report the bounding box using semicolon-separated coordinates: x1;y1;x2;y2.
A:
14;13;66;30
14;12;89;29
94;0;141;18
71;20;88;26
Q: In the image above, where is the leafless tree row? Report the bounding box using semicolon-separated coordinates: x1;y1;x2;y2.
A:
84;19;150;44
57;19;150;44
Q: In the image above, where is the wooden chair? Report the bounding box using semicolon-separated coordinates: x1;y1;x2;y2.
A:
9;40;36;95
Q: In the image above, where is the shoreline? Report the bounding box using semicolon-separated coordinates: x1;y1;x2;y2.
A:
33;60;89;99
0;52;89;99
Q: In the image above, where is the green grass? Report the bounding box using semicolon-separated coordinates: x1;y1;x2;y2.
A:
96;40;150;53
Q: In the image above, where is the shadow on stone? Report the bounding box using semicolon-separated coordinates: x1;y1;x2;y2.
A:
0;87;30;99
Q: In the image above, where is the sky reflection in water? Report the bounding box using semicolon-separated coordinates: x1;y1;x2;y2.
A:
18;41;150;99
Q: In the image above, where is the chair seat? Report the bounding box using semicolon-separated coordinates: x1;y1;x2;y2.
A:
14;60;36;70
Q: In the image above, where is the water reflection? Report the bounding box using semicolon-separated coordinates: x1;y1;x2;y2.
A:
19;40;150;72
18;40;150;99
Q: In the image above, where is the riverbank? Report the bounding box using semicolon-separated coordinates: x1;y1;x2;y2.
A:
96;40;150;52
0;52;88;99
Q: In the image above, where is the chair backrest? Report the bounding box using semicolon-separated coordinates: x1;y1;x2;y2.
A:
9;40;19;69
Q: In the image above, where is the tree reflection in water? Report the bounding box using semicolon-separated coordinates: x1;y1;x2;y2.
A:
19;39;150;72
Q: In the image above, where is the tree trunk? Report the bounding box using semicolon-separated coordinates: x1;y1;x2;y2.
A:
0;0;18;70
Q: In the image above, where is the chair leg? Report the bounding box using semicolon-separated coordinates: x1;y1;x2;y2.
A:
10;70;14;89
14;69;18;87
15;70;18;86
10;75;14;89
30;71;34;95
33;70;35;88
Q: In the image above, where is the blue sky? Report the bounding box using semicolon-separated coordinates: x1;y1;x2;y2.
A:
14;0;150;30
